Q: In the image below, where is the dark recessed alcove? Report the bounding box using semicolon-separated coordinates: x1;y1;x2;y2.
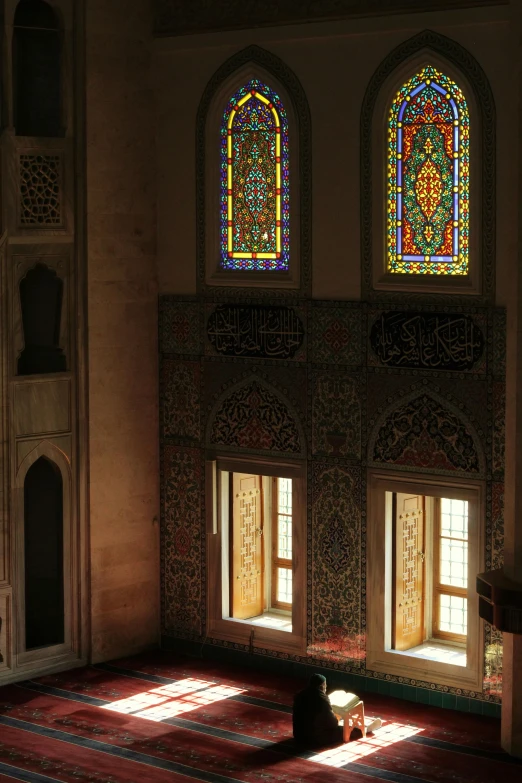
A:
18;264;66;375
13;0;62;137
24;456;64;650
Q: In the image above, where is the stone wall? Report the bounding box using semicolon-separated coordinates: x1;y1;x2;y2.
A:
86;0;159;661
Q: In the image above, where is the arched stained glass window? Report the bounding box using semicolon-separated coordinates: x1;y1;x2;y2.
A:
220;80;289;271
387;66;469;276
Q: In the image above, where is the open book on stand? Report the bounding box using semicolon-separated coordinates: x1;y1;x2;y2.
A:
328;690;361;715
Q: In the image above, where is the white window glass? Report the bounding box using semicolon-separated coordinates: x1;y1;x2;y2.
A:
277;478;292;559
277;567;292;604
439;499;468;589
439;594;467;636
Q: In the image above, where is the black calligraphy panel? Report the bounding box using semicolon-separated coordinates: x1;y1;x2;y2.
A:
207;304;305;359
369;311;485;371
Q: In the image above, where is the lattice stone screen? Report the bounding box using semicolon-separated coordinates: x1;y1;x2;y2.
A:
19;154;62;226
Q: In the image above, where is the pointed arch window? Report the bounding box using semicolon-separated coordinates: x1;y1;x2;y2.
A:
220;80;289;272
387;66;469;276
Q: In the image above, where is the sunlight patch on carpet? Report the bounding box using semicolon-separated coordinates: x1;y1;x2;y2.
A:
101;677;245;721
308;721;424;767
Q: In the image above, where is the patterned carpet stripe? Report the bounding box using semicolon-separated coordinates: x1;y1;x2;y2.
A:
0;715;246;783
0;763;63;783
91;663;519;766
16;680;522;783
0;691;386;783
0;716;381;783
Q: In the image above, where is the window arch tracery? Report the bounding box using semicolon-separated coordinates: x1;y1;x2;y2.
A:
387;65;469;277
220;80;289;272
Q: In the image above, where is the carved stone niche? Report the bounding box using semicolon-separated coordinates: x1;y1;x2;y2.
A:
477;569;522;634
17;262;67;376
13;0;62;138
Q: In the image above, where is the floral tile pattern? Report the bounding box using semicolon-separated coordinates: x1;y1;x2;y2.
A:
492;382;506;478
491;482;504;571
311;463;363;667
161;360;200;440
371;392;481;474
312;372;361;459
311;305;362;365
162;446;203;638
209;379;302;454
160;299;200;355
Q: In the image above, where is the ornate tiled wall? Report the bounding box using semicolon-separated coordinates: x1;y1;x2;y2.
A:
159;296;505;706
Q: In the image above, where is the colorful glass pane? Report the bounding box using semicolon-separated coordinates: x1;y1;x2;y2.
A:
387;66;469;275
220;80;289;271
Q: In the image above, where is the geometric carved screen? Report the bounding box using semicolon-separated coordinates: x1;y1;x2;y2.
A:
20;154;62;226
387;66;469;276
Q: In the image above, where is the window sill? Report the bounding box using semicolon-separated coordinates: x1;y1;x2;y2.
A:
372;271;480;297
208;616;305;655
205;268;300;290
367;646;481;690
226;611;292;633
390;641;466;667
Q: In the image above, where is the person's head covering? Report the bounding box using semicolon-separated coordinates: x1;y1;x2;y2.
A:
309;673;327;690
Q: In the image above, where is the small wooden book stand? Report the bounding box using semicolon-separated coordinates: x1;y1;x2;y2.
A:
339;699;366;741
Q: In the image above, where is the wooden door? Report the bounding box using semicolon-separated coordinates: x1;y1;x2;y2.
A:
393;493;425;651
231;474;264;620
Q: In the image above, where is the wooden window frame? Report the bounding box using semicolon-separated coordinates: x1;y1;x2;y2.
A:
206;454;306;656
367;470;484;690
432;497;468;644
271;476;292;611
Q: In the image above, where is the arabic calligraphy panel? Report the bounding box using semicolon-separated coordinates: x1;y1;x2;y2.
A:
369;310;485;372
206;304;305;360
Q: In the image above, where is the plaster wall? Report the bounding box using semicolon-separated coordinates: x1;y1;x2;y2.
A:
86;0;159;662
154;4;515;304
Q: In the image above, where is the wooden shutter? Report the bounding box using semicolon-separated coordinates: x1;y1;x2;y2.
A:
231;474;264;620
393;493;425;651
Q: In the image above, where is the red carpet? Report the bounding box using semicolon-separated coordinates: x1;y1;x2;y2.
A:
0;651;517;783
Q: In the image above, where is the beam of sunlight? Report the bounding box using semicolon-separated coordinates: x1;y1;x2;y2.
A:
308;721;424;768
101;677;245;722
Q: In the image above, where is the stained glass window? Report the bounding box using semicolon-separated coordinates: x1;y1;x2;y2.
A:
387;66;469;275
220;80;289;271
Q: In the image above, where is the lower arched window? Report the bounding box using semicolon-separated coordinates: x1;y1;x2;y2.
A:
24;456;64;650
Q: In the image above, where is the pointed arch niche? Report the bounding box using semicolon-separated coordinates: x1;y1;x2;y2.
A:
13;0;63;137
361;31;495;302
197;46;311;295
14;441;76;669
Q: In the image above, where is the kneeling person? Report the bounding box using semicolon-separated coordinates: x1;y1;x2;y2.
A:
292;674;343;748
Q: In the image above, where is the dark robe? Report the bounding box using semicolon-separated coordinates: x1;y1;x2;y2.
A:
292;686;342;747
